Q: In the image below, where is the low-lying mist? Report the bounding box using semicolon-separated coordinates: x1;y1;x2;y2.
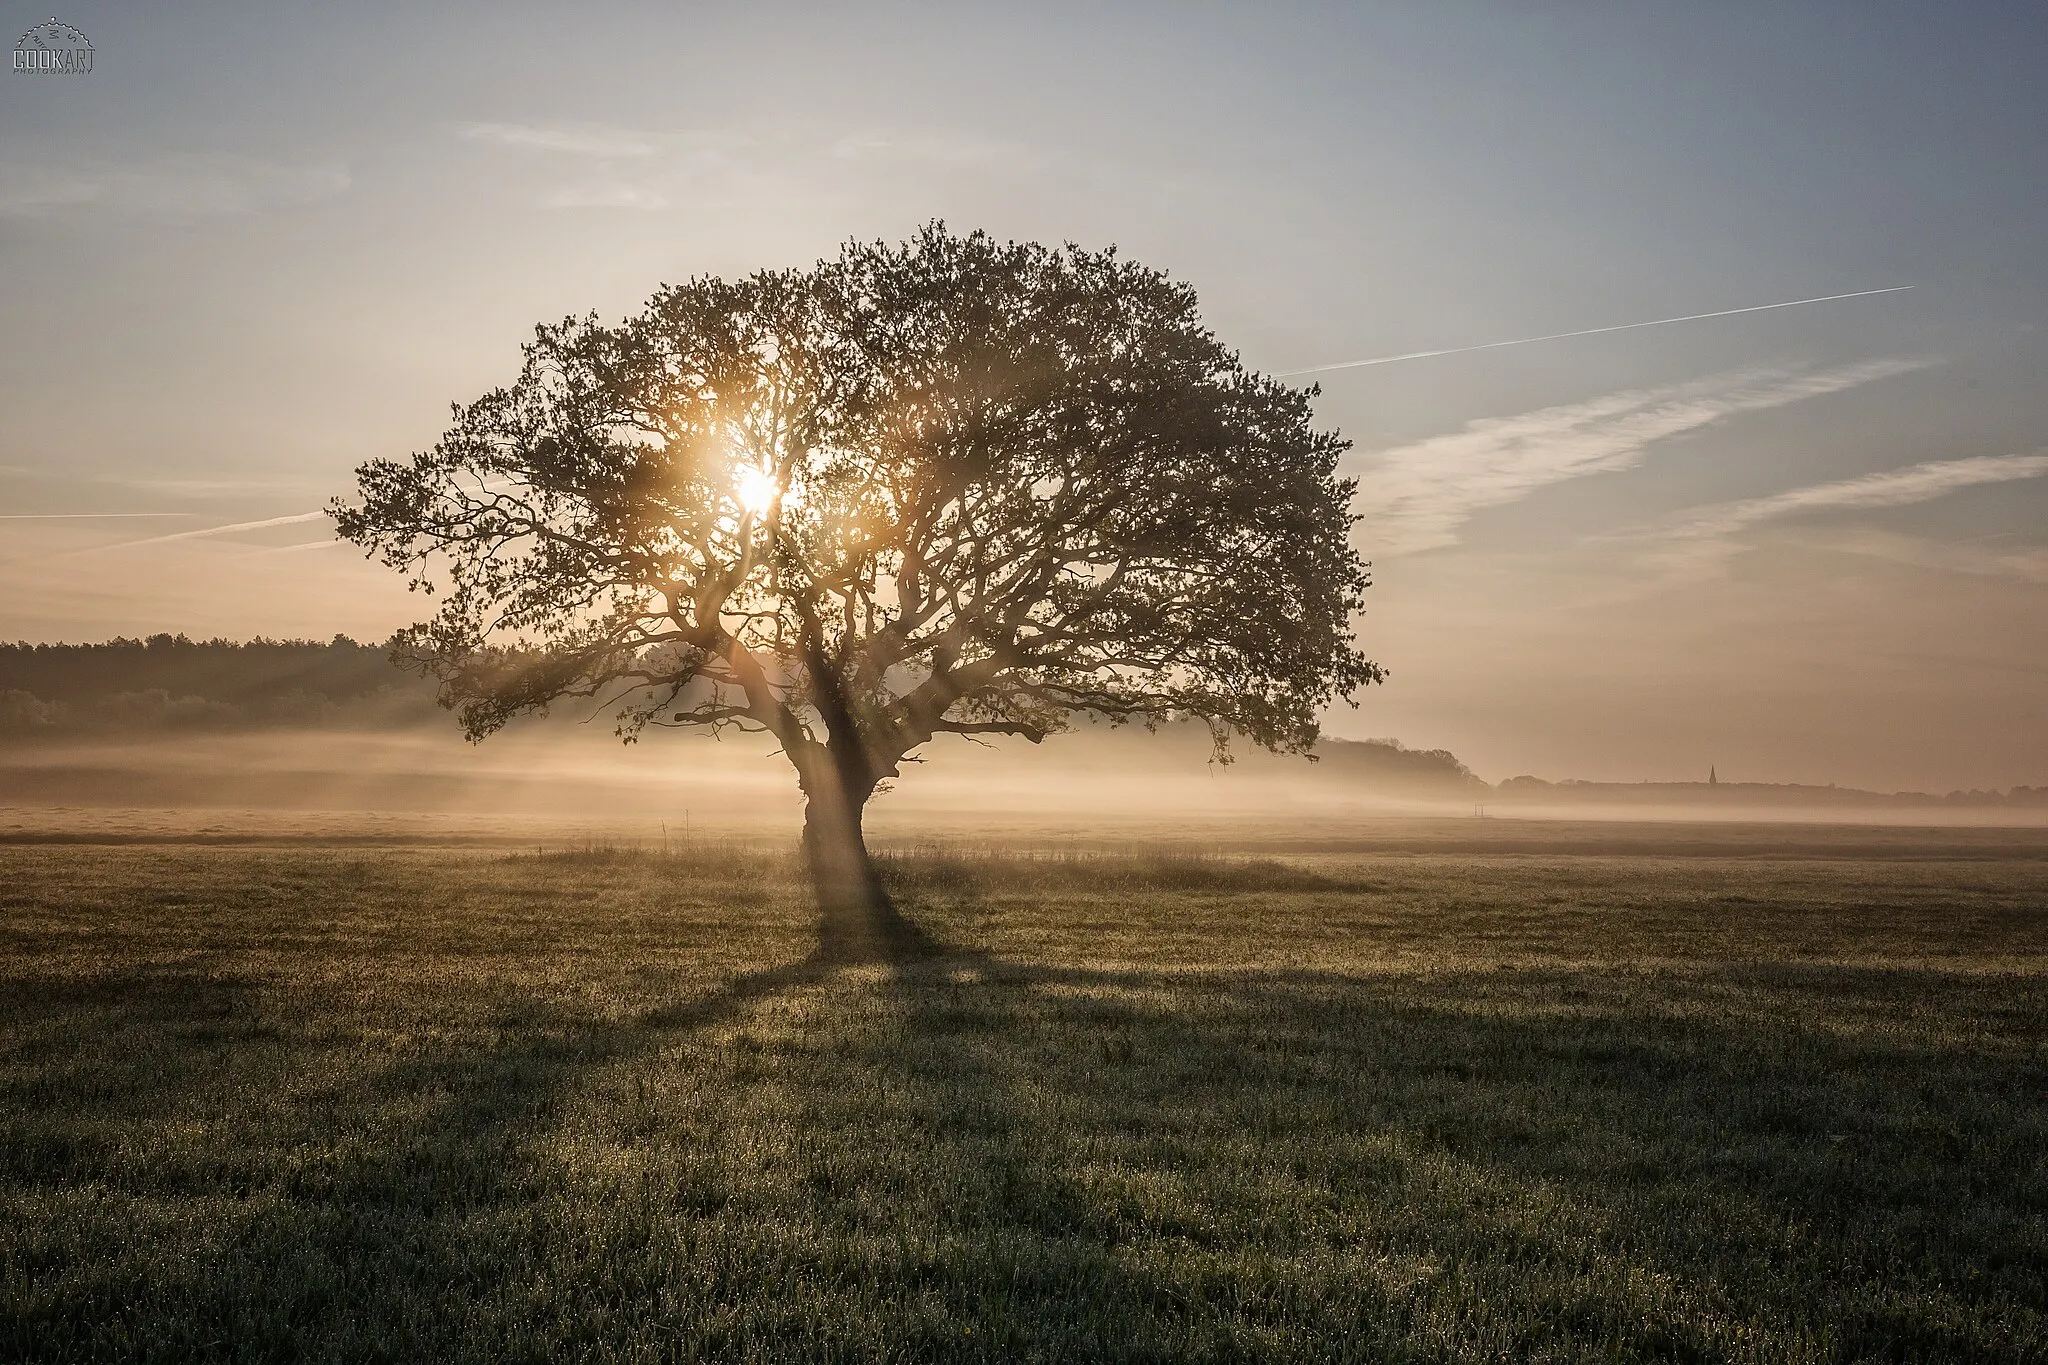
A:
6;635;2046;839
0;720;1482;833
6;717;2048;847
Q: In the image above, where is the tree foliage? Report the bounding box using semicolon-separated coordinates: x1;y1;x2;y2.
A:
334;225;1381;879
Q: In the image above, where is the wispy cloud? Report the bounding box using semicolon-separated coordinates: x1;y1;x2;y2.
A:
1642;451;2048;572
0;153;349;219
1789;526;2048;585
457;122;747;212
828;129;1044;172
455;121;1053;213
1351;358;1931;556
456;121;660;159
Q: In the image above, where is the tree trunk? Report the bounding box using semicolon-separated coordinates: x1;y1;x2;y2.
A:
800;770;893;960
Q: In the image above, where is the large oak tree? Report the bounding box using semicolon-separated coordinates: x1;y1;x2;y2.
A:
334;226;1380;934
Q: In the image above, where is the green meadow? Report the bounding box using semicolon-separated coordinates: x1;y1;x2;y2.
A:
2;839;2044;1362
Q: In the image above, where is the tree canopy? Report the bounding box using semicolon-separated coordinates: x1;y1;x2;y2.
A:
334;225;1380;915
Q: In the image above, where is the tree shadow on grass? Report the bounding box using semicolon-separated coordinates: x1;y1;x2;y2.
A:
0;942;853;1360
842;948;2047;1361
4;892;2045;1362
0;871;961;1360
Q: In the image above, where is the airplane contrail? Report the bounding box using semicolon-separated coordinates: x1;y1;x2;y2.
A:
1279;285;1915;377
68;510;331;555
43;477;515;557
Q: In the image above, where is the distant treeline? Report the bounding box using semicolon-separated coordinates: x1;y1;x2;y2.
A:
1289;736;1486;792
1068;719;1487;793
0;638;1490;795
0;634;436;733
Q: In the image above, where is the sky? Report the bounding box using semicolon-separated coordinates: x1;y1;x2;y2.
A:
2;1;2045;792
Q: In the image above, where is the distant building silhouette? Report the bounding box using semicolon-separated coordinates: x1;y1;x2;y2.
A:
1710;766;1718;785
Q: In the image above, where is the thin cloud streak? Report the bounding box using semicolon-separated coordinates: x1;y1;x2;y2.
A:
1793;527;2048;586
1282;285;1915;377
1654;450;2039;552
1353;358;1931;557
247;539;352;556
456;122;1057;214
0;153;350;219
457;121;659;158
67;511;332;556
0;512;192;520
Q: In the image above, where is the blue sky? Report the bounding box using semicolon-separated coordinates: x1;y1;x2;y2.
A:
2;1;2044;789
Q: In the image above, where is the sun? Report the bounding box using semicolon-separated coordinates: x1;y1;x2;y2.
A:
735;464;777;516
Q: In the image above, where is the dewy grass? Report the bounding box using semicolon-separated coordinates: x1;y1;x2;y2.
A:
1;844;2044;1362
873;846;1350;894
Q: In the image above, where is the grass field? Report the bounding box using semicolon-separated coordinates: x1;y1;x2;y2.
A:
2;838;2045;1361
